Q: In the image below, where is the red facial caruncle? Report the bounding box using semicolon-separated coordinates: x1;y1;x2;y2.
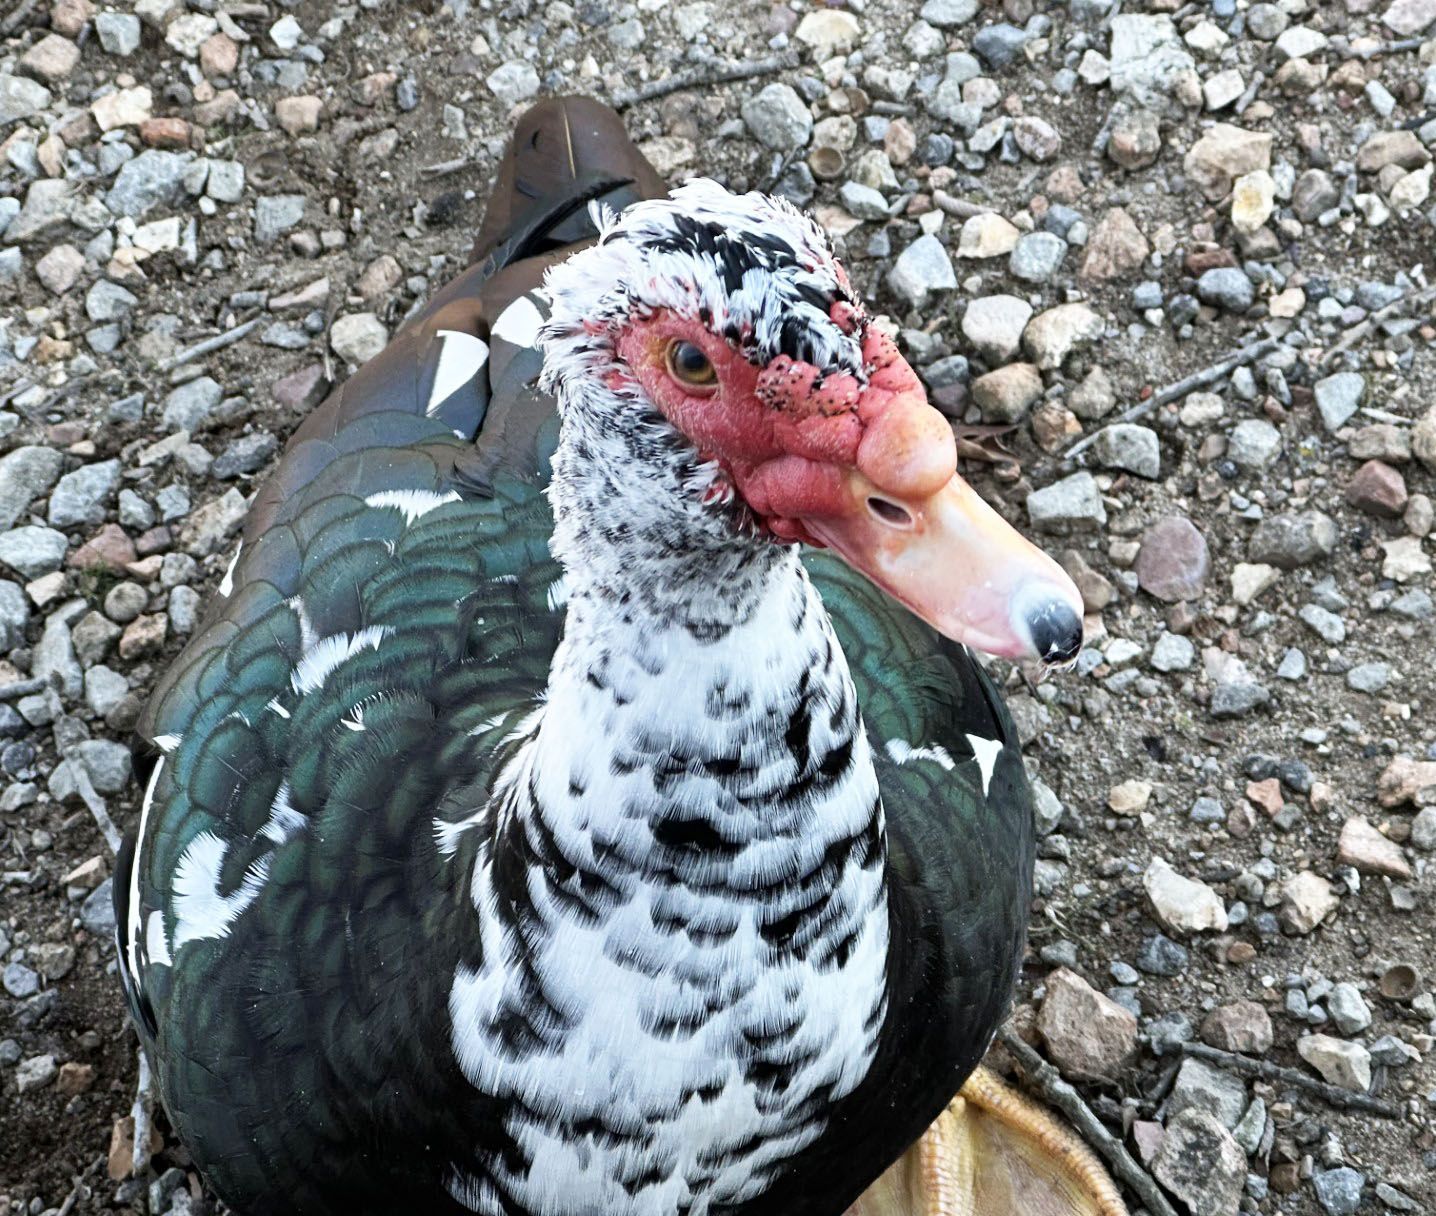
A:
613;300;1086;667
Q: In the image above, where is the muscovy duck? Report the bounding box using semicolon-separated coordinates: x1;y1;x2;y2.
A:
116;97;1122;1216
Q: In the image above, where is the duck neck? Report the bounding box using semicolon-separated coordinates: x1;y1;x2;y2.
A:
531;544;888;909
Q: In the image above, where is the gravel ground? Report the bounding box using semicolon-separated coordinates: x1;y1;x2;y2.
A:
2;0;1436;1214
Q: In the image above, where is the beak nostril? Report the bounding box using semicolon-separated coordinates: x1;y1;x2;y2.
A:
866;496;914;529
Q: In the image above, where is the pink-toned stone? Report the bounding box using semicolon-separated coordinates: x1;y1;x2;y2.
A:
1377;756;1436;807
1200;1000;1274;1054
1345;459;1408;517
1245;777;1283;817
272;363;330;411
1036;967;1138;1081
139;117;192;149
50;0;94;37
199;31;239;77
118;613;167;660
68;524;137;571
276;95;323;135
1337;816;1413;879
1080;207;1150;281
1136;516;1210;602
21;33;80;82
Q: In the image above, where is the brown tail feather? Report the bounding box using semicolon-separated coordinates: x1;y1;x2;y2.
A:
468;95;668;268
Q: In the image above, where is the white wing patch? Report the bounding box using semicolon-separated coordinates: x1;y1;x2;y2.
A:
145;909;172;968
884;738;956;771
259;781;306;846
364;489;462;525
218;540;242;597
427;330;490;415
291;625;389;695
153;734;181;753
490;294;545;349
125;757;166;986
171;831;270;951
966;734;1004;797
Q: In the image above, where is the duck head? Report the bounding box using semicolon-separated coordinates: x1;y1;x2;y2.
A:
539;180;1083;667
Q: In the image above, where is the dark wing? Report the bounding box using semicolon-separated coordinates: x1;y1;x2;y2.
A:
114;97;668;1213
739;553;1034;1215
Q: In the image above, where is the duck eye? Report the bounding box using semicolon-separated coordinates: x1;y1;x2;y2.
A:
666;341;717;388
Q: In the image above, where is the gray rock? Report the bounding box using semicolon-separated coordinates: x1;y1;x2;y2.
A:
0;526;68;578
33;610;82;697
3;959;39;998
887;234;956;307
485;61;540;107
1009;232;1067;283
1152;1109;1245;1216
84;666;129;717
1026;472;1107;532
1249;510;1338;568
1375;1182;1419;1212
919;0;978;26
0;74;51;126
169;584;201;634
330;314;388;365
1300;604;1346;644
741;84;813;152
1314;372;1365;432
1293;169;1340;220
1169;1057;1247;1128
0;580;27;649
96;11;142;55
1247;3;1289;39
1089;424;1160;478
212;433;279;479
14;1053;56;1092
118;489;154;531
5;178;76;244
1312;1167;1364;1216
1109;14;1197;113
1346;662;1390;693
1326;982;1372;1035
155;484;190;522
162;377;223;432
82;878;115;936
1211;676;1270;717
1227;419;1282;468
971;24;1028;69
72;739;132;793
961;294;1032;361
206;160;245;204
0;446;65;531
1413;807;1436;850
1151;632;1195;672
106;150;190;218
1196;267;1255;312
85;279;139;323
255;194;307;243
838;181;889;220
48;460;120;528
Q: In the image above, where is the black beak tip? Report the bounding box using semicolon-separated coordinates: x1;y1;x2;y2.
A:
1027;600;1083;666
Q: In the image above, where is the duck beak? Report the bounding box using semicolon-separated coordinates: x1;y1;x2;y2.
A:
779;374;1083;665
804;469;1084;665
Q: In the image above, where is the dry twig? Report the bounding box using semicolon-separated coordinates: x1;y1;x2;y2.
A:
1064;336;1281;460
613;52;798;110
1181;1042;1403;1119
132;1048;156;1175
1323;283;1436;365
999;1028;1181;1216
160;316;262;372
